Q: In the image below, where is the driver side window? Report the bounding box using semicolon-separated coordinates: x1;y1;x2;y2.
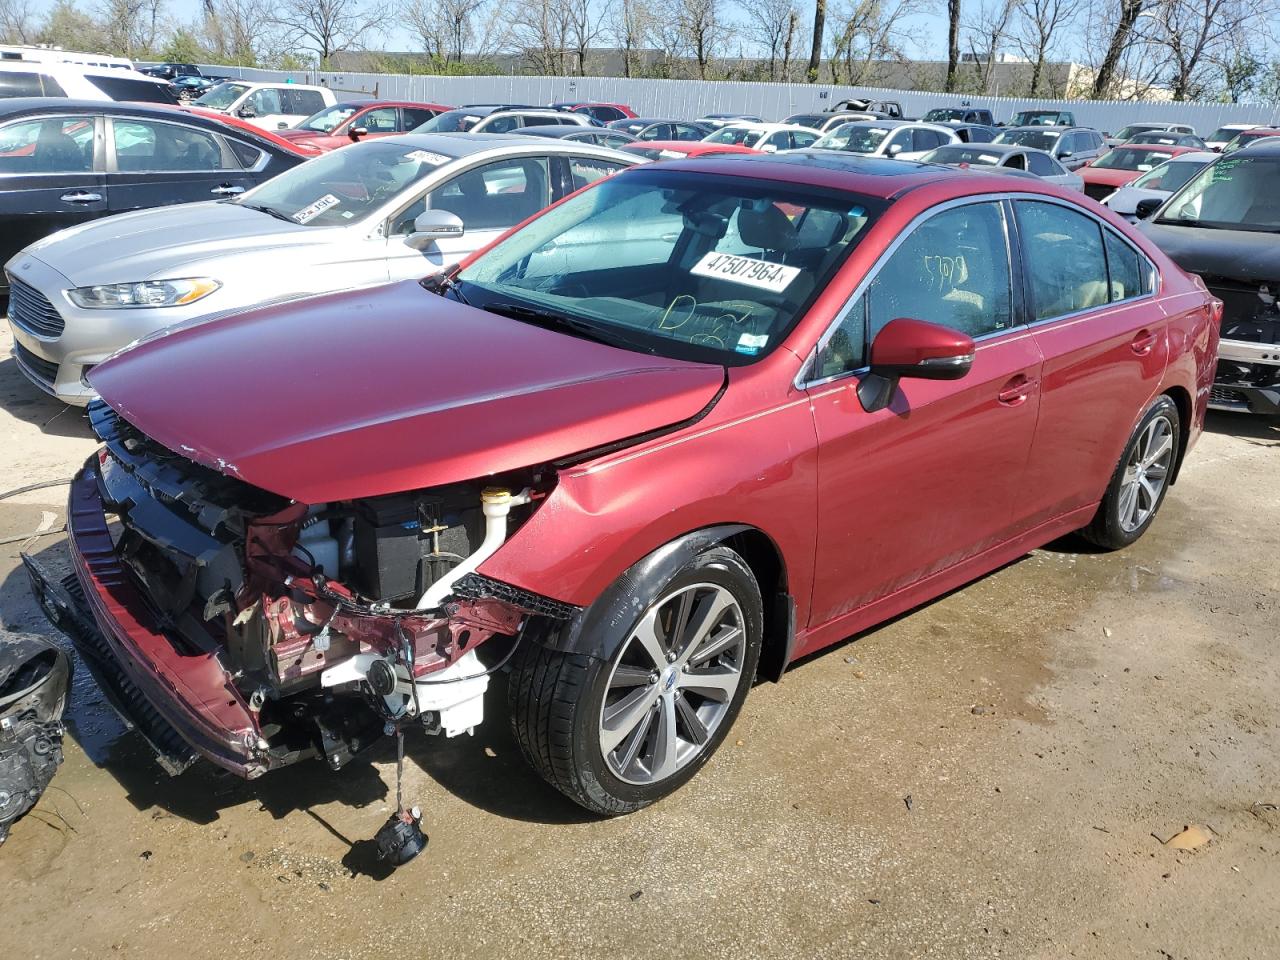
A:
816;201;1014;380
391;157;552;235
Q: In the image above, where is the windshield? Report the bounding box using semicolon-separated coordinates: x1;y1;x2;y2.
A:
1011;111;1065;126
1158;156;1280;232
298;104;359;133
814;123;890;153
1093;148;1174;171
785;114;825;128
1223;130;1276;153
1209;126;1245;142
451;169;883;365
625;146;688;161
1131;158;1206;192
705;127;766;146
922;146;1002;166
1115;124;1160;140
923;108;966;122
414;110;484;133
1129;133;1183;146
236;140;447;226
994;128;1060;150
194;82;249;110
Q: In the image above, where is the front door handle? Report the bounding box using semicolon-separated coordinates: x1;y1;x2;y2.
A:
211;184;245;196
60;191;102;203
997;374;1036;406
1131;329;1158;355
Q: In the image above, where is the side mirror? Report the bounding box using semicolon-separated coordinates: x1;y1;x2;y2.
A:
760;142;778;153
887;142;903;155
1134;197;1163;219
857;318;976;412
1058;149;1073;159
405;209;465;250
349;125;368;141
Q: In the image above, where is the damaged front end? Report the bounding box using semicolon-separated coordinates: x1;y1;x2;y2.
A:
1202;275;1280;415
29;402;575;779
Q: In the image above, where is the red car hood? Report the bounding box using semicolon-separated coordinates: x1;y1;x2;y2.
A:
90;281;725;503
1081;166;1145;188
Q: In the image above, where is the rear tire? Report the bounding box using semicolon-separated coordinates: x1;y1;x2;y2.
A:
508;546;762;815
1081;394;1180;550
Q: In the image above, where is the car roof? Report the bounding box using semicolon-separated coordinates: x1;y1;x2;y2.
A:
0;97;211;121
933;142;1025;154
332;99;450;110
659;150;964;198
375;132;636;160
1003;125;1085;133
1236;141;1280;156
1111;142;1194;152
517;125;600;137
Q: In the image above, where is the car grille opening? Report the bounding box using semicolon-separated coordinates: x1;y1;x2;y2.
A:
8;277;65;338
13;341;60;390
1208;385;1250;409
1084;183;1114;202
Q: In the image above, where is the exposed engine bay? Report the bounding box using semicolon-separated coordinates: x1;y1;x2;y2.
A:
39;401;577;780
0;631;70;844
1203;275;1280;415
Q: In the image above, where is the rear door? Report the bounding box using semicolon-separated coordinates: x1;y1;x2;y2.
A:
806;198;1044;626
0;112;105;282
1014;197;1168;526
105;115;255;213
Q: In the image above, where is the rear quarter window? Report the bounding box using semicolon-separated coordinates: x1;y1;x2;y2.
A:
287;90;326;115
0;71;46;98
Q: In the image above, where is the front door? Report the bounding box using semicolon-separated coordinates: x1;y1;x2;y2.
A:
806;199;1044;627
106;116;256;213
0;113;105;292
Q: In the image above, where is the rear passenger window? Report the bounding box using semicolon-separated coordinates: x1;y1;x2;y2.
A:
1017;200;1109;319
401;107;437;130
112;119;225;171
287;90;326;115
792;130;818;148
1026;152;1055;176
1104;231;1151;301
569;157;625;189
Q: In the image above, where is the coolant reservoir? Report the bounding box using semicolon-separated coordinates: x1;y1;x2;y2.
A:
296;508;340;576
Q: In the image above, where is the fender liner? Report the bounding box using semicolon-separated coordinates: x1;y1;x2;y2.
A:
531;524;757;663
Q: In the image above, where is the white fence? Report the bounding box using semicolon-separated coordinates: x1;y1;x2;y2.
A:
192;64;1280;134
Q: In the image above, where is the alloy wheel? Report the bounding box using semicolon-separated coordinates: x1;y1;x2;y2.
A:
1118;413;1174;532
598;582;746;785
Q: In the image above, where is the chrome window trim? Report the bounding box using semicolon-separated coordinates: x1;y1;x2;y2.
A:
795;192;1021;390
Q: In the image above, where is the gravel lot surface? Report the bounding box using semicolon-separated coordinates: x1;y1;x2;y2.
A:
2;325;1277;960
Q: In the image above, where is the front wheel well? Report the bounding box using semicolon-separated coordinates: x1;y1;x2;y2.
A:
722;528;792;683
1161;385;1192;484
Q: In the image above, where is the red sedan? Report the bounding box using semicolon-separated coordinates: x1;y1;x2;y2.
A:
1080;143;1199;202
275;100;451;152
42;155;1219;818
622;139;761;161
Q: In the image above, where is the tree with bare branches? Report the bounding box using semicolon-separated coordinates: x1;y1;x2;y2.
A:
807;0;825;81
944;0;961;90
404;0;507;63
740;0;800;80
270;0;389;67
0;0;36;43
1011;0;1074;94
826;0;918;85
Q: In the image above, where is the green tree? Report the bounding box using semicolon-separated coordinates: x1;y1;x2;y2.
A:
37;0;103;52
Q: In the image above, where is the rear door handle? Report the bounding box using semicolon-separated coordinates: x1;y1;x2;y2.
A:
60;191;102;203
1131;329;1158;355
211;184;245;196
997;375;1036;405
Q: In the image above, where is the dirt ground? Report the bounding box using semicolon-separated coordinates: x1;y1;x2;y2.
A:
1;324;1278;960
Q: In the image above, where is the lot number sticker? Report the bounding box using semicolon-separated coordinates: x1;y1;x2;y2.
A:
293;194;340;224
690;251;800;293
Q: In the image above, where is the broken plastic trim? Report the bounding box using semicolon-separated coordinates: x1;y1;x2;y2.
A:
450;573;581;621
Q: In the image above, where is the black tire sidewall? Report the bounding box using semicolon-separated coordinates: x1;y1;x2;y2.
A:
1100;396;1180;547
570;547;763;810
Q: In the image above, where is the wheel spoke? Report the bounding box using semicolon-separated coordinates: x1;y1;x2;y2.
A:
674;692;710;745
609;664;653;689
1145;432;1172;467
601;686;658;754
650;694;680;780
679;666;739;702
1139;476;1159;511
677;590;734;664
1145;462;1169;481
688;625;743;668
668;588;696;650
1118;482;1139;528
631;614;668;670
616;703;656;772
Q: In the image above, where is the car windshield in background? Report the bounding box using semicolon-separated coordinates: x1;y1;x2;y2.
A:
413;110;483;133
626;146;688;160
1131;158;1206;192
1209;127;1244;142
1158;156;1280;232
452;169;884;365
814;124;890;152
923;108;968;122
994;128;1060;150
1011;111;1066;126
924;146;1002;165
298;104;359;133
705;127;765;146
785;114;826;127
234;141;446;226
194;82;249;109
1115;124;1161;140
1129;133;1181;145
1093;148;1174;171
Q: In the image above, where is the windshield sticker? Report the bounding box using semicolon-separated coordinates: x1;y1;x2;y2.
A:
690;252;801;293
736;333;769;355
405;149;450;165
293;193;339;224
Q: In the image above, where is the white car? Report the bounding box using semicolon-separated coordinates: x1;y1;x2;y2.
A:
1101;151;1216;220
0;60;173;103
811;120;960;161
700;122;821;153
919;143;1084;191
416;108;594;134
6;134;639;404
193;80;336;131
1104;121;1196;148
1203;123;1256;152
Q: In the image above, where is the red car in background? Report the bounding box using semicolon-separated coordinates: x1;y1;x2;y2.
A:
275;100;451;152
35;154;1218;820
1080;143;1199;202
551;101;637;123
171;104;325;157
622;140;761;161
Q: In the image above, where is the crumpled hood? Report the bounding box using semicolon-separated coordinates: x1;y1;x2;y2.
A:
22;201;332;286
1139;221;1280;281
89;281;726;503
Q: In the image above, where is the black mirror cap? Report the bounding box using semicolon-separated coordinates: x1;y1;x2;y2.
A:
1135;197;1163;220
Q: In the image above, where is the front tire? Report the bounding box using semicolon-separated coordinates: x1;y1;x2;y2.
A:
1082;394;1180;550
508;546;762;815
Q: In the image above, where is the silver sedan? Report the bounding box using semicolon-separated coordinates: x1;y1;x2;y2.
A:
919;143;1085;191
6;133;639;404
